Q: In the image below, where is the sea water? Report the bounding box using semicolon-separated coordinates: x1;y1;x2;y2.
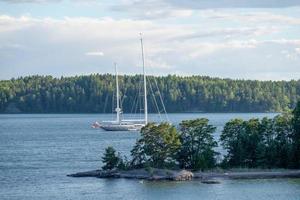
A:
1;113;300;200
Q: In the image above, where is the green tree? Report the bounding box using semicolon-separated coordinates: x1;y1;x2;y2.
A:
131;123;181;168
243;118;264;168
220;118;264;168
102;146;120;170
220;118;245;167
130;139;146;168
258;117;276;167
1;75;299;113
272;114;293;168
177;118;217;170
292;101;300;168
221;115;295;169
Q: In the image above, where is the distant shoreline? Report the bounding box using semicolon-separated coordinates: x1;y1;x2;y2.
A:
0;112;280;115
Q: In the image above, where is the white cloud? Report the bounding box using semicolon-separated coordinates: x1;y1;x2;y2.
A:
3;0;300;8
196;10;300;25
270;39;300;45
163;0;300;9
109;0;300;20
0;0;61;3
280;48;300;60
146;58;171;70
186;40;259;58
0;0;95;3
173;27;278;41
85;51;104;56
112;1;194;20
0;14;299;80
0;43;25;49
112;0;300;14
0;15;37;32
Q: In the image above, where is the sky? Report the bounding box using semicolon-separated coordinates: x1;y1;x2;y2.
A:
0;0;300;80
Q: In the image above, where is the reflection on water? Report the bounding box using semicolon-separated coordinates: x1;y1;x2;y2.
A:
1;113;300;200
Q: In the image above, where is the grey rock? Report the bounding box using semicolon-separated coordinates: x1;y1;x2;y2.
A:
171;170;194;181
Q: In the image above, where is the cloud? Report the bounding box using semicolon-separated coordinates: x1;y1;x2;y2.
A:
0;0;62;3
146;58;171;69
108;1;300;21
110;0;300;19
198;10;300;25
280;47;300;60
0;15;299;80
85;51;104;56
0;43;25;50
183;39;260;59
163;0;300;9
3;0;300;8
0;0;98;4
172;27;279;42
0;15;37;32
267;39;300;46
141;9;193;19
111;1;193;20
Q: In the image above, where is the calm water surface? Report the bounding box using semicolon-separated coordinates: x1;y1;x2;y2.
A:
1;113;300;200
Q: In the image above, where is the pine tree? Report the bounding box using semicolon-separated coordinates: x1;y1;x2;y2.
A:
102;146;120;170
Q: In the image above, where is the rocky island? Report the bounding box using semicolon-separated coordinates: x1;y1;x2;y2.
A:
68;105;300;183
68;168;300;183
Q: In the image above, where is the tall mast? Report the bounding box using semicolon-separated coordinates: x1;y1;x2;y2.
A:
140;33;148;124
114;62;121;123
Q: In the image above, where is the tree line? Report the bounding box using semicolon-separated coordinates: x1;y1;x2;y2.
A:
0;74;299;113
101;101;300;171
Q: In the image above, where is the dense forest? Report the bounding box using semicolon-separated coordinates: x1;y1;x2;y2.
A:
0;74;299;113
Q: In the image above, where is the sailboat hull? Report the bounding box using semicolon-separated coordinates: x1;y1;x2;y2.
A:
100;124;143;131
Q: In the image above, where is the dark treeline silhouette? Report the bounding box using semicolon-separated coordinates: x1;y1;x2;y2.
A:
0;74;299;113
102;102;300;171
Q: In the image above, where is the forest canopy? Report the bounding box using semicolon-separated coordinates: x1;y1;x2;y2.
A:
0;74;299;113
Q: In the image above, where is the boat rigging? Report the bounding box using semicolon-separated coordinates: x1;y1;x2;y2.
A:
92;34;168;131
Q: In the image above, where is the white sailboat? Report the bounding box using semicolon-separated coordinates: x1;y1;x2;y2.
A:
97;36;148;131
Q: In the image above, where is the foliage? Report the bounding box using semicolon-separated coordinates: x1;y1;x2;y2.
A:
100;109;300;171
177;118;218;170
0;74;299;113
292;101;300;168
102;146;121;170
116;156;131;171
220;115;294;168
130;123;181;168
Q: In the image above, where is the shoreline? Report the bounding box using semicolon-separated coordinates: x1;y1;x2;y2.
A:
0;112;279;115
67;168;300;182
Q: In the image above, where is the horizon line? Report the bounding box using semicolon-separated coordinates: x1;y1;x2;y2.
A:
1;73;299;82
